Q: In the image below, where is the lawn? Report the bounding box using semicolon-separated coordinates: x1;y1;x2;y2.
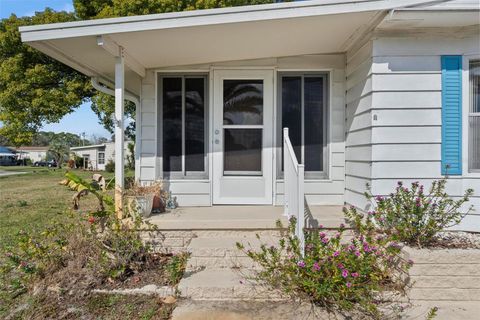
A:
0;167;177;320
0;167;114;252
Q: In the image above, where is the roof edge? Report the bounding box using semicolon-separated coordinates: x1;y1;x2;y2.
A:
20;0;439;42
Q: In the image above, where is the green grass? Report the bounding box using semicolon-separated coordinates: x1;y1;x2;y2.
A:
0;168;125;253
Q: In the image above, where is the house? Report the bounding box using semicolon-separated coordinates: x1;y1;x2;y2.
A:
19;1;480;230
14;146;49;163
70;141;132;171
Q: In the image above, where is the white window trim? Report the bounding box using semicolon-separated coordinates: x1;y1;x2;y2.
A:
462;54;480;177
276;71;331;180
98;151;105;165
156;73;209;180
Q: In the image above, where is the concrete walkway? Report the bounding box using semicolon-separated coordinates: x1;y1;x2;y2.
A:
149;205;345;230
0;170;27;177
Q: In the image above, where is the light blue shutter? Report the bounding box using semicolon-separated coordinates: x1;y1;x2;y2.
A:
441;55;462;175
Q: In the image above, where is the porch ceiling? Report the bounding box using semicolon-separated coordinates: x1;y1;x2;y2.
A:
19;0;445;93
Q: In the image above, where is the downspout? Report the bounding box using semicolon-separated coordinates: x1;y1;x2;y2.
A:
91;77;141;182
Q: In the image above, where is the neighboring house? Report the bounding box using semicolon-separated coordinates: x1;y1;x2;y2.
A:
70;141;132;171
19;1;480;230
14;146;49;162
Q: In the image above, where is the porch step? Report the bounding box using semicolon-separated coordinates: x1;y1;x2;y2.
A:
406;248;480;301
185;236;277;271
178;268;282;300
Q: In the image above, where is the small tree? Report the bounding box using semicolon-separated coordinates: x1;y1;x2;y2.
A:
48;142;69;168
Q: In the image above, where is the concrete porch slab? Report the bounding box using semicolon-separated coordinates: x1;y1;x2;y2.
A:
147;205;345;230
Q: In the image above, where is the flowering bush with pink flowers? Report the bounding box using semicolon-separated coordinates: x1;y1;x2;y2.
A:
345;180;474;247
237;220;411;318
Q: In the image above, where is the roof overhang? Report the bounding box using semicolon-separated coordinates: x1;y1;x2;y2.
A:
19;0;464;93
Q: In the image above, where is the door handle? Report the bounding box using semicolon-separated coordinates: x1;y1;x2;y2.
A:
215;139;220;145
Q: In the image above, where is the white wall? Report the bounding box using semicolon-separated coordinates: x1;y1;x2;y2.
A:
361;35;480;231
345;41;374;209
138;55;346;206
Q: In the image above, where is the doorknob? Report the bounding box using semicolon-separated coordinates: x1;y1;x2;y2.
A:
215;139;220;144
215;129;220;135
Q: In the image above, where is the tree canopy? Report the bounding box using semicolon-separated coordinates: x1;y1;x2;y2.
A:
0;1;280;146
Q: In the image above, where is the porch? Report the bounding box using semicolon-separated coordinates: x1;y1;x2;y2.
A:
148;205;345;230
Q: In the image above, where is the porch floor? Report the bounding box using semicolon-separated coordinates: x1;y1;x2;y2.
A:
147;205;345;230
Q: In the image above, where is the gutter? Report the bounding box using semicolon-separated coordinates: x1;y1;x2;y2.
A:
91;77;139;106
90;77;141;181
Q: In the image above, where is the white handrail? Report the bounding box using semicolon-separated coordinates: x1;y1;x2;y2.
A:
283;128;305;255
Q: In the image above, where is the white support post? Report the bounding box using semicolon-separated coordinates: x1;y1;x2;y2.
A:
283;128;289;217
114;48;125;219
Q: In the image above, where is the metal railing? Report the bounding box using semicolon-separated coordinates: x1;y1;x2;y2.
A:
283;128;305;254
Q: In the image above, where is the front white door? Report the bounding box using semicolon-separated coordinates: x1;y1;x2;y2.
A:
212;69;274;204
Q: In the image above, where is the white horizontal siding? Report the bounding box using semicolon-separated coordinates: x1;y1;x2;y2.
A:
346;161;371;179
345;146;371;162
276;180;344;195
275;194;344;206
373;91;441;109
373;73;441;91
373;109;441;126
373;36;480;57
139;71;157;183
345;40;374;208
372;144;441;161
164;181;210;194
369;35;480;231
372;127;441;144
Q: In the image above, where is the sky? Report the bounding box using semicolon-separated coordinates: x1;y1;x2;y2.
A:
0;0;112;139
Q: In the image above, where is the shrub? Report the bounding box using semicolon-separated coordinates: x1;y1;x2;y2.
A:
345;180;474;247
237;220;411;319
0;172;181;304
105;160;115;172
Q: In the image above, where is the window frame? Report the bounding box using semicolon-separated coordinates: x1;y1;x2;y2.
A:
98;152;105;165
276;72;329;180
467;58;480;173
158;74;209;179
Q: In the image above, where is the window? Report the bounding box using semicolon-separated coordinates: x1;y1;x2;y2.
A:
470;60;480;171
98;152;105;165
159;75;207;178
278;73;328;178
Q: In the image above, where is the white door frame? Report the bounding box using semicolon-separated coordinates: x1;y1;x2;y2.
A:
212;69;274;204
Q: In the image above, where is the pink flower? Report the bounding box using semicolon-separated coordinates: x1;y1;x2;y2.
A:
319;232;326;238
339;223;345;229
354;251;361;257
297;260;306;268
322;237;329;244
351;272;359;278
333;251;340;257
375;196;384;202
346;282;352;288
312;262;321;271
342;269;349;278
337;263;344;269
408;259;414;266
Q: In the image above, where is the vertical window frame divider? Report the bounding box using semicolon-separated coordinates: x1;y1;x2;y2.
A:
181;76;186;176
300;75;305;166
469;59;480;172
